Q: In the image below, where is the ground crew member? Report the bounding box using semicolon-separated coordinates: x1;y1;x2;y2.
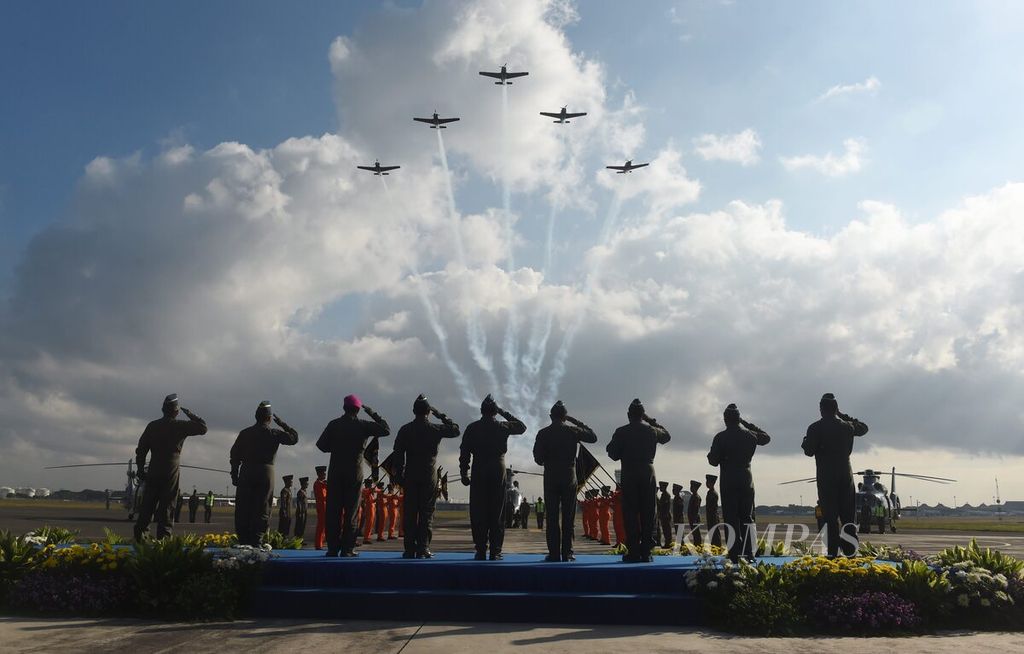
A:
597;486;612;545
535;497;545;530
520;501;530;529
580;491;592;539
686;479;703;546
459;394;527;560
611;485;625;547
316;394;390;557
360;478;376;545
385;482;399;539
229;401;299;546
707;403;771;562
293;476;309;539
802;393;869;557
133;394;208;541
606;398;671;563
814;499;825;531
278;475;293;535
374;481;388;541
533;400;597;561
657;481;672;547
204;490;214;523
313;466;328;549
393;395;460;558
705;474;721;547
188;488;200;523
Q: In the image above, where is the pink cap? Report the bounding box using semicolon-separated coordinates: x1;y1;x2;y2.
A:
343;394;362;410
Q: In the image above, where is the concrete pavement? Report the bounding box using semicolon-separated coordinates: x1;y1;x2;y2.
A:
1;618;1022;653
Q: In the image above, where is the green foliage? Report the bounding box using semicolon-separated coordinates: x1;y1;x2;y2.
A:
896;559;951;620
25;526;79;546
0;531;38;607
755;537;789;557
725;587;801;636
102;528;129;546
936;539;1024;577
127;537;212;614
259;531;304;550
173;571;242;621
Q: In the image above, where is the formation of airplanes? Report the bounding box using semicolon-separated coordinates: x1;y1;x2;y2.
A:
357;65;648;176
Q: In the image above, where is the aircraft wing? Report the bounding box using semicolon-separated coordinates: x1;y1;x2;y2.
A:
631;163;650;169
436;117;459;124
479;72;503;79
539;112;561;118
564;112;587;118
605;165;628;171
379;166;400;172
413;117;434;123
356;166;376;171
506;72;528;79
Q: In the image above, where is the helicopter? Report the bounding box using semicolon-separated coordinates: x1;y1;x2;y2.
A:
781;467;955;534
45;459;231;521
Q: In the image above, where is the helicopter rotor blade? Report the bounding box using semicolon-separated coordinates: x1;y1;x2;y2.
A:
893;473;956;483
779;477;817;485
44;463;129;469
180;465;232;474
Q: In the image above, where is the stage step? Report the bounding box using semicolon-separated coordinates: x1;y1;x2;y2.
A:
249;587;702;625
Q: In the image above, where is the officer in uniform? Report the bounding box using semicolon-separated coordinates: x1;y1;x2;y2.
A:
606;398;671;563
686;480;703;546
392;395;459;558
656;481;673;548
705;474;721;547
801;393;869;557
316;395;390;557
229;401;299;546
294;477;309;539
188;488;200;523
535;497;545;530
133;394;208;541
278;475;294;535
204;490;214;523
313;466;328;549
707;403;771;562
671;483;685;539
459;394;527;560
533;400;597;562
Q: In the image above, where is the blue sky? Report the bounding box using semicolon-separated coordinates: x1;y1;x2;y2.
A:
2;1;1024;503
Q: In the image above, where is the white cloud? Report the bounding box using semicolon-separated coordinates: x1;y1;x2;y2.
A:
693;129;762;165
780;138;866;177
817;76;881;102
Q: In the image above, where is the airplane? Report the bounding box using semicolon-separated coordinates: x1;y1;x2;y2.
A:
413;112;460;129
356;160;401;176
606;160;650;174
540;106;587;124
479;64;528;85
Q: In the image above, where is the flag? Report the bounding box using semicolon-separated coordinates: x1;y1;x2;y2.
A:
575;445;600;493
364;437;380;481
380;450;400;482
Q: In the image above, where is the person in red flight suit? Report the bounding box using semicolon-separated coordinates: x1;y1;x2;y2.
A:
385;482;399;539
611;485;625;547
375;481;388;542
586;490;598;539
597;486;612;545
360;478;376;545
313;466;328;550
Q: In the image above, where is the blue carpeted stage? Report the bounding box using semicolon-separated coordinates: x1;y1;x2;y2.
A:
250;551;794;625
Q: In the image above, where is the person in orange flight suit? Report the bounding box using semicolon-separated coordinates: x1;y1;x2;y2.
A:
396;486;404;538
375;481;388;542
581;490;592;539
360;478;376;545
313;466;328;550
585;490;598;539
611;485;625;547
597;486;612;545
385;482;399;539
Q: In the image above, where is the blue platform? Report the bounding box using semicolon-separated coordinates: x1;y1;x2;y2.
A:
250;551;794;625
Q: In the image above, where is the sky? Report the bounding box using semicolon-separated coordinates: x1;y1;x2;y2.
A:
1;0;1023;506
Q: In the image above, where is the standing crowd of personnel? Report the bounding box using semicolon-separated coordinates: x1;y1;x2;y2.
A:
132;391;868;562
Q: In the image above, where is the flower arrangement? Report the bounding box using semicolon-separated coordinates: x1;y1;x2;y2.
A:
808;591;921;632
35;543;132;573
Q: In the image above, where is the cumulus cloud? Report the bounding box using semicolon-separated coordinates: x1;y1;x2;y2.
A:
693;129;761;165
817;76;881;102
780;137;866;177
2;1;1024;508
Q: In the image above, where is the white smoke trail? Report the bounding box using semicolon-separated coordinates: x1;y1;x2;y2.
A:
436;130;502;400
499;81;524;413
541;186;625;408
380;177;477;407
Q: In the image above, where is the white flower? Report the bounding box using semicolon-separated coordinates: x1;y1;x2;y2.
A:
980;598;991;607
957;594;970;607
707;581;719;590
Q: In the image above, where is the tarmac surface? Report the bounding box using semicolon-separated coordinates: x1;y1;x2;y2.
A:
1;501;1023;557
1;617;1022;653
